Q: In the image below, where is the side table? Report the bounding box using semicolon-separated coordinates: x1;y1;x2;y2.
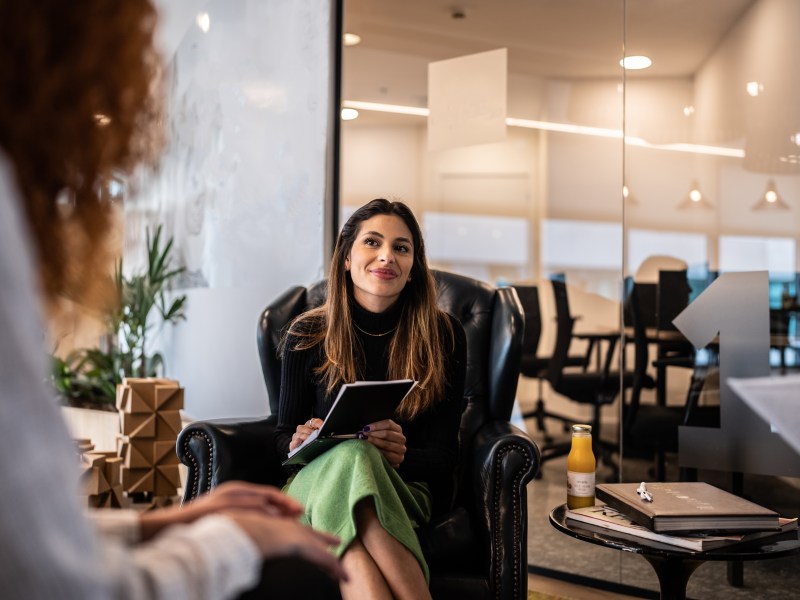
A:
550;504;800;600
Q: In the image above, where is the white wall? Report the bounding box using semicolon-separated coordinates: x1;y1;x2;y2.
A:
341;123;423;208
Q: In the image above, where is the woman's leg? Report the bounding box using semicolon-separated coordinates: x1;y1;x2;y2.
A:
352;498;432;600
340;538;392;600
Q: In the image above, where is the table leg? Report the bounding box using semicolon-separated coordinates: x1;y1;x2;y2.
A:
656;361;667;407
641;555;704;600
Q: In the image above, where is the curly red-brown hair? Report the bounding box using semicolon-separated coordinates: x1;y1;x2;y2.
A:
0;0;163;306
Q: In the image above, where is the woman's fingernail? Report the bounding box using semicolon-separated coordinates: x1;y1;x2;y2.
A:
357;432;367;440
361;426;370;432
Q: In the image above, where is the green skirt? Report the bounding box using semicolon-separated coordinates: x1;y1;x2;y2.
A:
282;440;432;582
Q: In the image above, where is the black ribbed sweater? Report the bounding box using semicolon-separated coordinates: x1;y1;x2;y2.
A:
276;299;467;514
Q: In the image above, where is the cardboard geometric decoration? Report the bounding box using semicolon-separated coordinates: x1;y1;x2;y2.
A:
76;443;125;508
116;378;184;500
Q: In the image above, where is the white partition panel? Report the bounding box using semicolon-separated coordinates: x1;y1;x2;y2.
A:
128;0;335;420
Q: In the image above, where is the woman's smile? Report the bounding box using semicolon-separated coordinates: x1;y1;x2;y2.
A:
370;267;398;280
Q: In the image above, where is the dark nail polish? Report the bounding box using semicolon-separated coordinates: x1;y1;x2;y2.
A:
357;432;367;440
361;425;370;432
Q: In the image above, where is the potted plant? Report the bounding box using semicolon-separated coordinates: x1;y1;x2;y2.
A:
52;225;187;410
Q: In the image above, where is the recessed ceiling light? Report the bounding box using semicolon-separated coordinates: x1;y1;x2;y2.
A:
343;33;361;46
196;12;210;33
620;55;652;70
746;81;764;97
341;108;359;121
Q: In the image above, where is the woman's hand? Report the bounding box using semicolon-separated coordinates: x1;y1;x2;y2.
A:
226;509;347;582
289;417;323;452
140;482;347;582
360;419;406;468
139;481;305;540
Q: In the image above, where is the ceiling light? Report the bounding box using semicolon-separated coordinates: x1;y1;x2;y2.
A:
342;101;746;157
94;113;111;126
683;105;695;117
341;108;359;121
620;56;652;70
746;81;764;97
196;12;210;33
343;32;361;46
677;180;713;210
752;180;790;210
622;184;636;204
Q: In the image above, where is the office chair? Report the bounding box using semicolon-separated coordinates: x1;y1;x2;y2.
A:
177;270;540;600
540;279;642;473
623;279;717;481
513;284;589;442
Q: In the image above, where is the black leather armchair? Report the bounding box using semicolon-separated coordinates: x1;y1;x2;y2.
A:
177;270;540;600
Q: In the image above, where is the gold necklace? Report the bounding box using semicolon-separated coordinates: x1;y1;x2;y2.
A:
354;322;397;337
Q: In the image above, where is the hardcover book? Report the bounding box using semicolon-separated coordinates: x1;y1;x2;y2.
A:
595;482;781;533
566;505;797;552
282;379;417;467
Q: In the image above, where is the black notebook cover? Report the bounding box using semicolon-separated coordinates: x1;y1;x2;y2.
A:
282;379;417;466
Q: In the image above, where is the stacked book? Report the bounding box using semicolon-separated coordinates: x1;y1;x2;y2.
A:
566;482;797;552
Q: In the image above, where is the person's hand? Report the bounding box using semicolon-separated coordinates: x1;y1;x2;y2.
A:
183;481;305;520
226;510;348;583
139;481;304;539
360;419;406;468
289;417;323;451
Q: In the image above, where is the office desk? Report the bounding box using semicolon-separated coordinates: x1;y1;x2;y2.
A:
550;504;800;600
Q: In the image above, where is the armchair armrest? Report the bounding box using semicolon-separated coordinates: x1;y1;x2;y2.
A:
469;420;540;600
177;416;286;503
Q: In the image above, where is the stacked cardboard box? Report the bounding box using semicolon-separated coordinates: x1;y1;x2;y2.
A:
76;439;125;508
116;378;183;499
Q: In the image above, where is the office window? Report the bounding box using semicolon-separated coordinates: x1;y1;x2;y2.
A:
719;235;796;279
541;219;622;270
628;229;708;278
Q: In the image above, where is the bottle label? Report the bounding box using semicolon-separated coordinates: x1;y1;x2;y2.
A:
567;470;595;497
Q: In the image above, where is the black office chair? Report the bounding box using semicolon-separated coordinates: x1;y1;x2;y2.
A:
648;269;717;412
514;284;589;442
177;270;540;600
540;279;644;473
622;279;717;481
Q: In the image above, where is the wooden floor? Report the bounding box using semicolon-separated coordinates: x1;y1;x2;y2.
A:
528;572;641;599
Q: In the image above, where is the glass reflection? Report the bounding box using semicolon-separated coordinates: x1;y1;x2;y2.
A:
341;0;800;594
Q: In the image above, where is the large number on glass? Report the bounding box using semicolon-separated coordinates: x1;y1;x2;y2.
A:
673;271;800;476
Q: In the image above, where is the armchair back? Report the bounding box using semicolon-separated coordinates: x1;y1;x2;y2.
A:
256;270;527;502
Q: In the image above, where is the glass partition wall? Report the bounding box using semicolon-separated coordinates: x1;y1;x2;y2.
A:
341;0;799;594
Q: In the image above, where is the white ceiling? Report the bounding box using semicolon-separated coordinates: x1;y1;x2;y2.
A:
343;0;755;109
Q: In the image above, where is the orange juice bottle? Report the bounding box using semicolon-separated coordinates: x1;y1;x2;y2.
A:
567;424;596;509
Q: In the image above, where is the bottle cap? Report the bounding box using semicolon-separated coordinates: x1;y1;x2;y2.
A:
571;424;592;434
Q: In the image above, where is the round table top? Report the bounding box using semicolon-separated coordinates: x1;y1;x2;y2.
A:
550;504;800;561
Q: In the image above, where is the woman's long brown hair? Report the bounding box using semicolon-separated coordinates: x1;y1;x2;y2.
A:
0;1;162;307
284;199;454;420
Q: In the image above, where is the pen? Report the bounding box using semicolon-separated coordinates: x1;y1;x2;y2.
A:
637;481;653;502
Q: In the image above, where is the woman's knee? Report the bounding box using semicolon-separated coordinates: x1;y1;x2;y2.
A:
330;439;385;465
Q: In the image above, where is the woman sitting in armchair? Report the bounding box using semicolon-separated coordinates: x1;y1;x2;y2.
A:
275;199;467;600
